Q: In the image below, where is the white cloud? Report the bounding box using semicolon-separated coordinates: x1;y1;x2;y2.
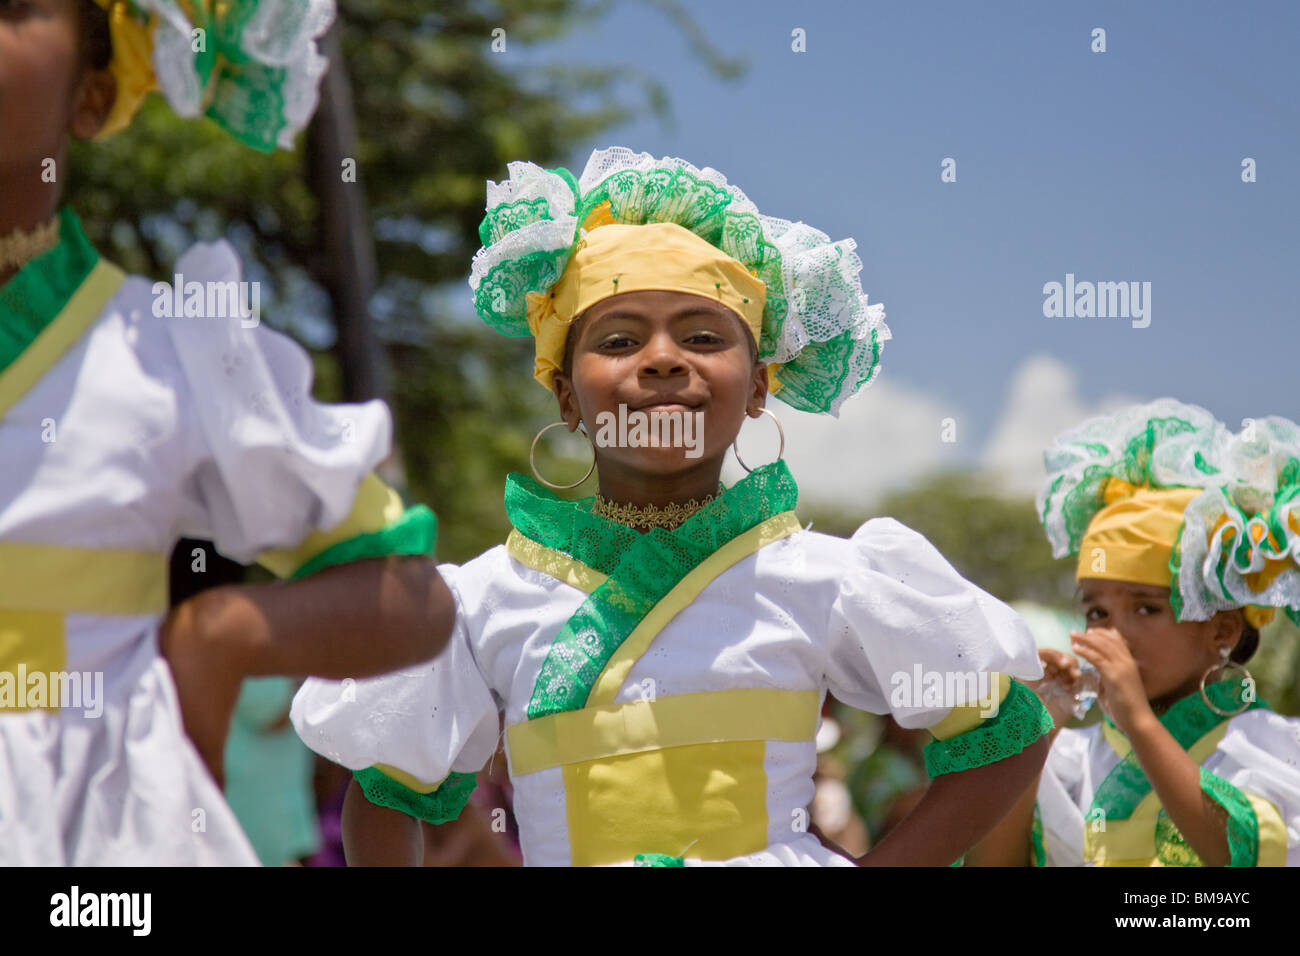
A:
981;354;1139;498
725;378;959;508
738;354;1141;511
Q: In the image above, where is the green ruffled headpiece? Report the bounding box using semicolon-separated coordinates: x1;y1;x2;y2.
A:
467;146;891;416
90;0;334;153
1038;398;1300;626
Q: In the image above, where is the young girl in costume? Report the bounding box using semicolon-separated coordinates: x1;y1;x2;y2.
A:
969;399;1300;867
0;0;455;864
293;147;1054;866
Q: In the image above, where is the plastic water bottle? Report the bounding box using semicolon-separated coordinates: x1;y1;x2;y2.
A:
1071;659;1101;719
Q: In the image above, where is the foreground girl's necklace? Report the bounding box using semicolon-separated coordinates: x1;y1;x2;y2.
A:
592;488;722;531
0;216;60;272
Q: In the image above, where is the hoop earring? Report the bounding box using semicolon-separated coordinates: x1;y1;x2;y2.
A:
530;421;597;490
1200;645;1253;717
732;407;785;473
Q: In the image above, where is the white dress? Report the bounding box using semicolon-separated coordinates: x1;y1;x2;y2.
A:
1036;698;1300;867
293;466;1048;867
0;210;393;864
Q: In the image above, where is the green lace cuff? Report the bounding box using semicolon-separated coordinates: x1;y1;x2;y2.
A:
923;679;1053;778
1030;802;1047;867
633;853;685;867
352;767;477;826
1200;768;1259;867
290;505;437;579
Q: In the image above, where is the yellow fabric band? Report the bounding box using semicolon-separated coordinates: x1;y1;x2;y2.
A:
0;542;166;616
1086;721;1228;865
563;739;769;865
1249;793;1288;867
257;473;407;579
926;672;1011;741
506;687;820;777
0;610;67;711
525;221;767;391
371;763;449;796
504;529;608;594
91;0;160;141
0;260;125;418
1076;485;1202;587
586;510;803;706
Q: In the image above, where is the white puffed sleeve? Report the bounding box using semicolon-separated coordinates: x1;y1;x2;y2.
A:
290;563;501;789
164;239;392;563
1205;710;1300;866
823;517;1044;729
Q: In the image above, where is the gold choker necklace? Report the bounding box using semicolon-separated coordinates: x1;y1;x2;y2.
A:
592;489;722;531
0;216;60;273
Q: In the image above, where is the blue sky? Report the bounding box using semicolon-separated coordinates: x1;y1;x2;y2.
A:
495;0;1299;501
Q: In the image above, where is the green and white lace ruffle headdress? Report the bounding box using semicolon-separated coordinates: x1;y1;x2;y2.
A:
91;0;334;152
468;146;891;416
1037;397;1300;627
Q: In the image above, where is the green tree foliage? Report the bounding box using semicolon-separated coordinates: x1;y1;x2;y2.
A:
65;0;742;563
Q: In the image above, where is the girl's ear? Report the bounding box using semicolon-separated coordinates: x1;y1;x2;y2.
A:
747;362;769;416
69;68;117;141
551;373;582;432
1210;609;1244;658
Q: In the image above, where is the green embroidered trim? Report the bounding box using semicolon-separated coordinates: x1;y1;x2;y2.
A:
1040;409;1213;559
1151;771;1259;867
290;505;438;580
1091;680;1267;822
0;208;99;375
352;767;477;825
1201;768;1259;867
1031;802;1047;867
480;197;556;247
474;246;574;338
633;853;685;867
774;325;885;415
509;460;800;719
922;679;1054;778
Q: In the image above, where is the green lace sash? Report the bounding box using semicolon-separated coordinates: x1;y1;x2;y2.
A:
505;460;800;719
1091;679;1265;821
0;208;98;375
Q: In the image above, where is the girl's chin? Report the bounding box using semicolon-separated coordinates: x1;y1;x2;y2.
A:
603;450;720;476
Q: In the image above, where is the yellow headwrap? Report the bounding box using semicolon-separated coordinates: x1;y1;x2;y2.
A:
523;220;768;391
1078;479;1276;628
90;0;159;141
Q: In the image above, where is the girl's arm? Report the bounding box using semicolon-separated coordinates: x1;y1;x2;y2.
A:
342;778;424;866
964;649;1081;866
1073;627;1231;867
162;554;455;783
1117;714;1231;866
857;736;1051;866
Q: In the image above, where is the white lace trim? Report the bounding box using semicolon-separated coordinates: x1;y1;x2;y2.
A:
468;217;578;293
485;163;576;221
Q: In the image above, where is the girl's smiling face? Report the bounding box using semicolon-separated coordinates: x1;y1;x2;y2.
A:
1078;578;1242;707
552;289;767;493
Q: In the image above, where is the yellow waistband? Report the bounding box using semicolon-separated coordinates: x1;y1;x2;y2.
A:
506;686;821;777
0;541;167;616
